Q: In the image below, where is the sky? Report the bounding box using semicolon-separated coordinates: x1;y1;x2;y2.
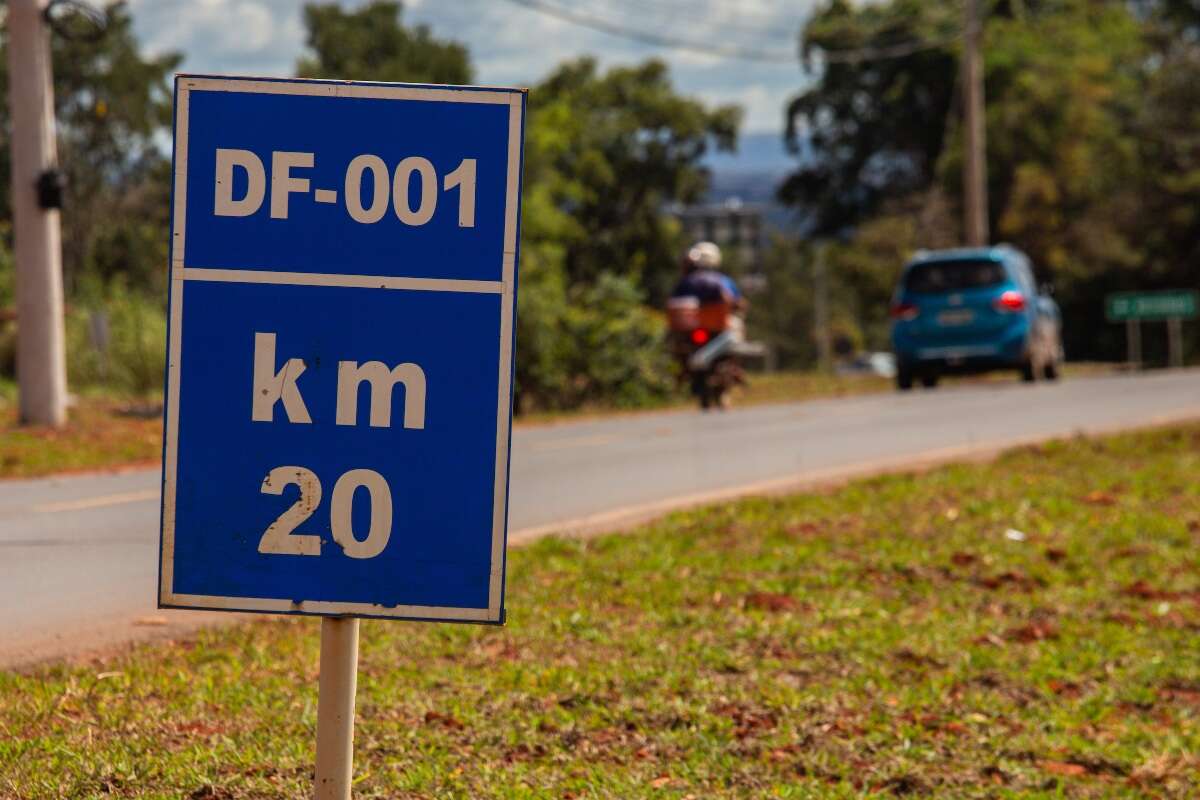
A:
127;0;821;136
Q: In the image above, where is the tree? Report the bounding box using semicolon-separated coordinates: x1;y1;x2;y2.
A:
0;3;181;295
467;56;745;409
780;0;959;237
530;58;740;301
512;58;741;410
780;0;1196;362
297;1;471;85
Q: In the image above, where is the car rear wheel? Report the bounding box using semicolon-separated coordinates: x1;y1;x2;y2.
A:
896;367;914;391
1020;359;1037;383
920;372;939;389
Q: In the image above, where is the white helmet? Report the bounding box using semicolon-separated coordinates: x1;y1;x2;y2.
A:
686;241;722;269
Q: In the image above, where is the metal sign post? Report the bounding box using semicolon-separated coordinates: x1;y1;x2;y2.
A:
158;75;526;797
315;618;359;800
1167;316;1184;368
1108;290;1197;368
1126;318;1141;368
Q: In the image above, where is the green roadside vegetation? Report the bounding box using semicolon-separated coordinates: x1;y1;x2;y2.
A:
509;369;891;427
3;423;1197;798
6;0;1199;433
0;384;161;480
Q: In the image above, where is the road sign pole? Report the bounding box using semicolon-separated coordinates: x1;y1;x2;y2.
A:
1167;317;1183;368
1125;319;1141;368
813;243;832;373
7;0;69;427
315;617;359;800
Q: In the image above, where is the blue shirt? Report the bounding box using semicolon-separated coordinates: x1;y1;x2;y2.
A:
671;269;741;305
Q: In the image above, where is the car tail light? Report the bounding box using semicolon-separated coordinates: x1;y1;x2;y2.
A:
994;290;1026;312
690;328;710;345
890;302;919;321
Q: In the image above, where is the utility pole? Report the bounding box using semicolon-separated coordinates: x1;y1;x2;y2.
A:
962;0;989;247
813;244;832;373
8;0;69;427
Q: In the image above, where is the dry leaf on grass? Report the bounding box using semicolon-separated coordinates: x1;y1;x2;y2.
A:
1082;490;1119;506
1006;621;1059;643
424;710;465;730
1040;760;1088;777
744;591;800;612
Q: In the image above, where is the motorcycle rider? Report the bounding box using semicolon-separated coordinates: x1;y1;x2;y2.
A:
670;241;745;313
667;241;747;407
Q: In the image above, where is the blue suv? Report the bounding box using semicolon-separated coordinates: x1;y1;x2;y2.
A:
890;245;1063;390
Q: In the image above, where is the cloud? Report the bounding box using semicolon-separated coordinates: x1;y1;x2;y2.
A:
129;0;305;75
406;0;815;131
129;0;819;131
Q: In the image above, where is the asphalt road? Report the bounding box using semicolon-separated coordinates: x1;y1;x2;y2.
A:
3;369;1198;667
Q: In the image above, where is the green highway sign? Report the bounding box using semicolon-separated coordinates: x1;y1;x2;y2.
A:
1106;290;1198;322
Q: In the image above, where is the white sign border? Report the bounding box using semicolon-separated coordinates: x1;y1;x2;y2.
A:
158;75;525;624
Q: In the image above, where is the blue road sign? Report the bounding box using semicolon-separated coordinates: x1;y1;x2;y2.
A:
158;76;525;624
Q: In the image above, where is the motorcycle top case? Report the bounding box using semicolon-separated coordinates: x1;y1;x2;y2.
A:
666;298;732;332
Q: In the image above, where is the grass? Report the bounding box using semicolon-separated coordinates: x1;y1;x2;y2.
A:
516;370;894;426
3;424;1199;798
0;385;161;480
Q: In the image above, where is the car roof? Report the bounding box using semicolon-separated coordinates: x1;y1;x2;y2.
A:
905;245;1017;269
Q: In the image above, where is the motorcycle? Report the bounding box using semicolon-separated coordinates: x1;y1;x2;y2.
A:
667;298;746;410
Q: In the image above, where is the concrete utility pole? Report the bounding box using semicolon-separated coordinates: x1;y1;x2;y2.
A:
962;0;989;247
813;244;832;373
8;0;69;427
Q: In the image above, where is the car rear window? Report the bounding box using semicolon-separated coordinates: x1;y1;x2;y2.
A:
903;259;1007;294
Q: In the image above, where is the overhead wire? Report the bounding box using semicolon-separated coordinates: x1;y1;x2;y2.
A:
495;0;797;63
578;0;802;41
494;0;960;65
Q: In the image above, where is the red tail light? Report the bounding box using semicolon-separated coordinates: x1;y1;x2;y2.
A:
994;290;1026;312
890;302;919;321
690;328;710;345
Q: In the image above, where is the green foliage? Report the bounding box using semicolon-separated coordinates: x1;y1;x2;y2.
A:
0;233;14;378
515;259;673;411
529;59;740;301
0;5;177;392
743;237;818;368
1;4;739;413
296;1;472;84
749;233;903;365
786;0;1200;362
294;12;732;411
963;3;1144;276
65;280;166;398
5;424;1200;796
513;59;738;409
0;3;180;294
781;0;959;236
561;273;674;409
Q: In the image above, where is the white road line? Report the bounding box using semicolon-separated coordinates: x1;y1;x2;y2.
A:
527;433;626;452
33;489;160;514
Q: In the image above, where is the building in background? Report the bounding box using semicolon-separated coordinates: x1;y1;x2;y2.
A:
671;197;767;292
